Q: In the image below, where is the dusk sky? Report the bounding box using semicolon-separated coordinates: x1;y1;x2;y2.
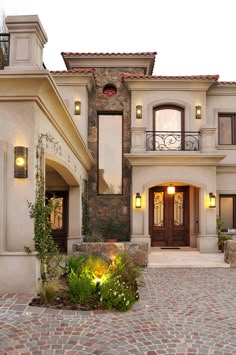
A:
1;0;236;81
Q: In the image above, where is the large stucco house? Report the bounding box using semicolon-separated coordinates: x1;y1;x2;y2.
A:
1;15;236;292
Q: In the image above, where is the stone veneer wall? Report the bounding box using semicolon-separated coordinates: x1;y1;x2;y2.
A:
87;67;145;240
72;242;149;267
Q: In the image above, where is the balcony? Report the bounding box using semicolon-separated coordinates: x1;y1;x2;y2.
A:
146;131;200;151
0;33;10;70
130;126;218;155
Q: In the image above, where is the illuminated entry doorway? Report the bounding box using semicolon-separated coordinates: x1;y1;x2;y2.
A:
46;191;68;252
149;186;189;247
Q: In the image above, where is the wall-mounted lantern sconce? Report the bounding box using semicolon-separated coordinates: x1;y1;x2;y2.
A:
136;105;142;119
195;105;202;119
14;146;28;178
167;184;175;195
209;192;216;208
135;193;142;208
74;101;81;115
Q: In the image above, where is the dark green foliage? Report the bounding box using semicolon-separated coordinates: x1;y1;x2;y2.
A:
63;255;87;276
68;271;97;304
100;275;138;311
27;179;58;281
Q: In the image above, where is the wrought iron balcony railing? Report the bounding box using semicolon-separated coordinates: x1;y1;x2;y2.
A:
146;131;200;151
0;33;10;70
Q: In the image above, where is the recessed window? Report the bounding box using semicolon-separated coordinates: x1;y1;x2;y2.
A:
219;195;236;229
218;113;236;144
98;114;122;194
103;84;117;98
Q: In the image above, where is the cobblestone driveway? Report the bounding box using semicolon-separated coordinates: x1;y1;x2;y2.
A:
1;268;236;354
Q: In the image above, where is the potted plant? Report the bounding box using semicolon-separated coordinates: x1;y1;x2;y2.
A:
217;215;232;252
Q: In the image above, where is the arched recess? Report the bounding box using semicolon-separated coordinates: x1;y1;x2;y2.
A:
143;179;206;248
146;99;191;131
45;156;81;253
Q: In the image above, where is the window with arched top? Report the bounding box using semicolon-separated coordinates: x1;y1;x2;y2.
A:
153;105;184;132
149;105;185;151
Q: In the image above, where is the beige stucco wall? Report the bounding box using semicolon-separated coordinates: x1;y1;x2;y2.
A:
131;89;206;131
0;252;40;293
131;164;217;239
0;101;36;252
53;79;89;144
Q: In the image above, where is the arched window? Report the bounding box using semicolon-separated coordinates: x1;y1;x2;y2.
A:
153;105;184;132
150;105;185;151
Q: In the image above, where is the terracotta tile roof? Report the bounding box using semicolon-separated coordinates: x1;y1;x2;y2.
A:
61;52;157;57
50;69;96;74
217;81;236;85
121;74;219;81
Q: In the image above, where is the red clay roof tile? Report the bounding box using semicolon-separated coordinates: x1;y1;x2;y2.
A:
217;81;236;85
50;69;96;74
121;74;219;80
61;52;157;57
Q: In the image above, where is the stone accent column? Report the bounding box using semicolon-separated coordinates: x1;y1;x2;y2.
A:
227;240;236;267
5;15;47;70
131;127;146;153
199;127;217;153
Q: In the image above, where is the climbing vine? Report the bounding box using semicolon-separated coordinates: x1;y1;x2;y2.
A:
25;133;59;281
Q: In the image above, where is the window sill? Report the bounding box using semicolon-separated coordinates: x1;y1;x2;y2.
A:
217;145;236;150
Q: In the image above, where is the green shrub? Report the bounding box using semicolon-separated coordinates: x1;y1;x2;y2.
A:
100;275;138;311
63;255;87;276
68;271;97;304
112;251;141;291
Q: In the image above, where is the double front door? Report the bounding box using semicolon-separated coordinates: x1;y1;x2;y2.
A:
149;186;189;247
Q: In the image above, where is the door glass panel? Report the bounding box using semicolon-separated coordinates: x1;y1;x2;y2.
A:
220;197;233;229
154;192;164;226
155;109;181;131
50;197;63;230
174;192;184;226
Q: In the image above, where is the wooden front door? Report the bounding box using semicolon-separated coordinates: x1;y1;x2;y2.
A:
46;191;68;252
149;186;189;247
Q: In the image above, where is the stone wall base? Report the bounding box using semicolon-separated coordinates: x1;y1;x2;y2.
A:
0;252;40;293
67;237;83;254
197;234;218;253
131;235;151;252
225;240;236;267
72;242;149;267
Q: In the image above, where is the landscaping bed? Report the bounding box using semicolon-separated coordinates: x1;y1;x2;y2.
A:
29;251;141;312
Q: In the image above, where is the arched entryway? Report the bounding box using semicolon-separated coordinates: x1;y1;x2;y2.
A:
149;183;199;248
45;157;81;253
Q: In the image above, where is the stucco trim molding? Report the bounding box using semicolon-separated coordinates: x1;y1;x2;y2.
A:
124;153;226;166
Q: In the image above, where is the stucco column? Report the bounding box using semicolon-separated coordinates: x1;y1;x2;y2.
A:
197;185;218;253
130;179;151;250
5;15;48;70
130;127;146;153
200;127;217;153
67;186;82;252
0;142;7;252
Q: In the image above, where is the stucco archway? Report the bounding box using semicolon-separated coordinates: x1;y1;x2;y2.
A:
45;157;82;253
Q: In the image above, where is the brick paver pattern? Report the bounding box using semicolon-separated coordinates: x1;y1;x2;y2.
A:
1;268;236;354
